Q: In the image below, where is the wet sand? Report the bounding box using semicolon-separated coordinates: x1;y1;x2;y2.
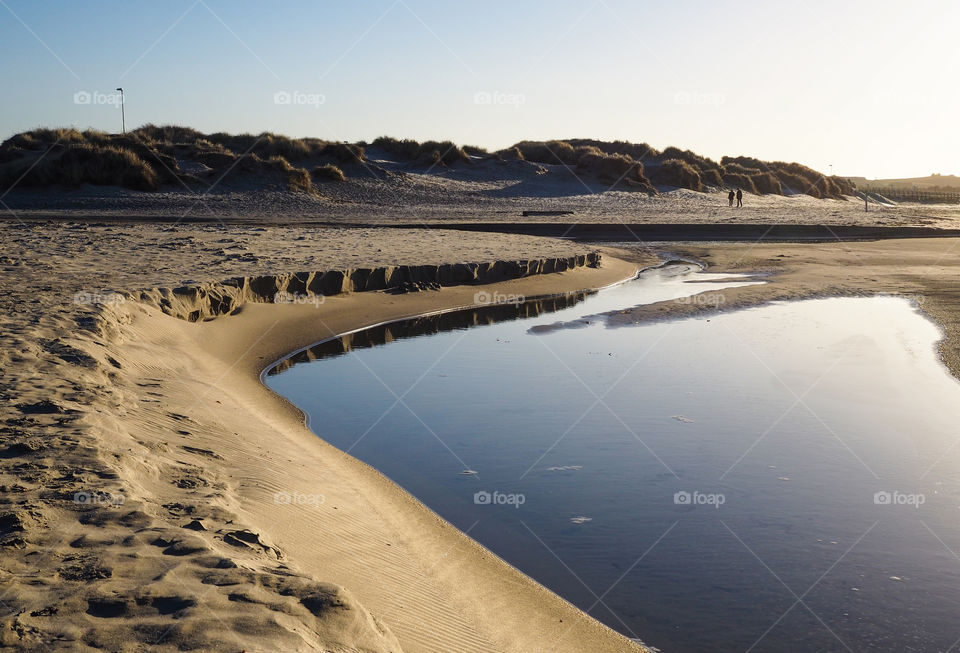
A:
602;238;960;379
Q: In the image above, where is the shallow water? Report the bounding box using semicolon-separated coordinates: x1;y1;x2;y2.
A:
266;266;960;653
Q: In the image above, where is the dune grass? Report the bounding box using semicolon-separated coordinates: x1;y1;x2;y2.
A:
463;144;488;157
266;156;312;193
649;159;702;191
658;147;722;174
312;163;346;182
575;151;652;189
493;146;525;161
0;143;158;191
320;143;364;164
722;156;852;199
0;125;347;192
512;140;579;165
722;172;758;194
565;138;658;162
0;125;851;198
371;136;467;166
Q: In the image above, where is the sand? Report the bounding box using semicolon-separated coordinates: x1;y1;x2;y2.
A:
8;215;960;652
5;160;960;228
0;221;651;652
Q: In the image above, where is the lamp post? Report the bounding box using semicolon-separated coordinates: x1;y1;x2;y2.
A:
116;87;125;134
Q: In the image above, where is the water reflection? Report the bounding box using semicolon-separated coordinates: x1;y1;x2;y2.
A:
268;290;594;375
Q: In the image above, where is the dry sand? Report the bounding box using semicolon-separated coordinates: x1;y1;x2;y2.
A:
5;160;960;228
0;222;652;652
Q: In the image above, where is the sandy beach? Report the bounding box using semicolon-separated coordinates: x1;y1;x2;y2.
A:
0;222;651;652
6;216;960;650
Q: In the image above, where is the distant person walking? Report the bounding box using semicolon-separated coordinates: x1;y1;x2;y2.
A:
728;189;735;206
736;188;743;207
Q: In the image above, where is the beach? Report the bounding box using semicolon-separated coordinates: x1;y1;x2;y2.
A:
4;0;959;648
0;221;648;652
5;217;960;651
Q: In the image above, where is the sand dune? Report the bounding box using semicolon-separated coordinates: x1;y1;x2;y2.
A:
5;157;960;229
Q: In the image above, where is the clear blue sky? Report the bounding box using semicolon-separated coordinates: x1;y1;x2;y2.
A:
2;0;957;179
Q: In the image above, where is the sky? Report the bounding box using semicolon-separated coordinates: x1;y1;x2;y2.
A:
1;0;957;179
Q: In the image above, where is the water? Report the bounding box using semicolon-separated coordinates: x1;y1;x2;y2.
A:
265;265;960;653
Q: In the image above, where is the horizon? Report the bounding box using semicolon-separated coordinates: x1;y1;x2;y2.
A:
2;0;957;180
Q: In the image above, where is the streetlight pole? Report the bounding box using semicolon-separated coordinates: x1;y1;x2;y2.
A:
116;87;125;134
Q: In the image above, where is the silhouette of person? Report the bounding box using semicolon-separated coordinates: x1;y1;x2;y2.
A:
728;189;735;206
736;188;743;207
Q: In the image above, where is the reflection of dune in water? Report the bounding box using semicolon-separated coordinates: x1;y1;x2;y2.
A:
267;291;592;375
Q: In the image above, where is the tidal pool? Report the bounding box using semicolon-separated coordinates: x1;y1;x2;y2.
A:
266;265;960;653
